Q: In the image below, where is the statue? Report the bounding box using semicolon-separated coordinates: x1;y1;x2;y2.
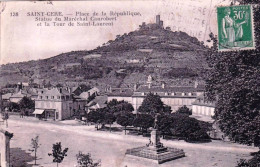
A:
153;113;159;129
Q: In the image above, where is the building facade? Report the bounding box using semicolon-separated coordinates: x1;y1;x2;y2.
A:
192;95;215;116
34;88;74;120
108;83;205;113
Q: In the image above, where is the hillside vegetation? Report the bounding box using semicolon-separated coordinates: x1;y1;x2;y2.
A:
0;24;209;89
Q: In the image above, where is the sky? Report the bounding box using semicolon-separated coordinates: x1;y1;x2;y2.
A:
0;0;232;65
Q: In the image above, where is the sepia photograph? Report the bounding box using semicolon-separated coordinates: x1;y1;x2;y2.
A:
0;0;259;167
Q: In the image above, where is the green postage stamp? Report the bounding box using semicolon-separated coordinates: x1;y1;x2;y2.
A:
217;5;255;51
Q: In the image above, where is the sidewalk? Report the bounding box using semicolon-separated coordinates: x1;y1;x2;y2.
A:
7;115;258;154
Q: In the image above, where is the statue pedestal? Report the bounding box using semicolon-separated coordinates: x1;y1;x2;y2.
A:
126;128;185;164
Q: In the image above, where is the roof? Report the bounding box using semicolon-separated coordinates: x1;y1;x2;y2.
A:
79;87;100;100
2;93;12;100
135;85;205;93
73;86;91;96
42;88;70;96
10;90;28;98
108;89;134;97
87;95;107;108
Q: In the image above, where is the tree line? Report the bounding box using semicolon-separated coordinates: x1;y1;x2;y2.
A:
87;93;211;142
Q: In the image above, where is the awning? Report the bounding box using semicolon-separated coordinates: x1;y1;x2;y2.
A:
33;109;45;115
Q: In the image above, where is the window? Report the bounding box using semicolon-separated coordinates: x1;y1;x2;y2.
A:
46;96;49;99
40;96;43;99
51;96;54;99
57;96;60;99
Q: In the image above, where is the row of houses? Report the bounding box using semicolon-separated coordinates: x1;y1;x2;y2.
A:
1;76;215;121
107;75;215;116
1;83;102;120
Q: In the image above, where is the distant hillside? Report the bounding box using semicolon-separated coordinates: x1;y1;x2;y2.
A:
0;22;209;89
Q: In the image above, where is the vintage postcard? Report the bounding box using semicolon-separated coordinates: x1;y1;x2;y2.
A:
0;1;259;167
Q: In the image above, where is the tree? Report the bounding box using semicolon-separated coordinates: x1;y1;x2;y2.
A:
157;114;173;138
29;136;40;165
176;105;192;115
4;102;20;111
205;1;260;165
76;151;101;167
163;105;172;114
133;114;154;134
103;112;116;132
138;93;170;114
107;99;134;114
206;15;260;146
237;151;260;167
116;112;134;135
87;110;104;130
48;142;69;167
19;96;35;110
158;113;210;141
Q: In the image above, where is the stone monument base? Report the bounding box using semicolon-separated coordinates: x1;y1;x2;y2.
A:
125;146;185;164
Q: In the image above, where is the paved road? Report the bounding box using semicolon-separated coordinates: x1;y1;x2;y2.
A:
3;116;258;167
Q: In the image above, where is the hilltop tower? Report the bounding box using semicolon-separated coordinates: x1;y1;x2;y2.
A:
156;15;160;25
156;15;163;27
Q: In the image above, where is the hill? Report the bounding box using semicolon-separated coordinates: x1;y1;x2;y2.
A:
0;21;209;89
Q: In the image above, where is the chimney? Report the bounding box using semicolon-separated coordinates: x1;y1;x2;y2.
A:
194;81;198;88
156;15;160;25
134;84;138;91
16;82;22;93
162;83;165;89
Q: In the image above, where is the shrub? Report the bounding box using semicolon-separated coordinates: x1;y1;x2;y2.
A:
176;105;192;115
237;151;260;167
158;113;210;142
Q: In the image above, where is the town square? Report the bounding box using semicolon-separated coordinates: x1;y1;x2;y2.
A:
0;0;259;166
